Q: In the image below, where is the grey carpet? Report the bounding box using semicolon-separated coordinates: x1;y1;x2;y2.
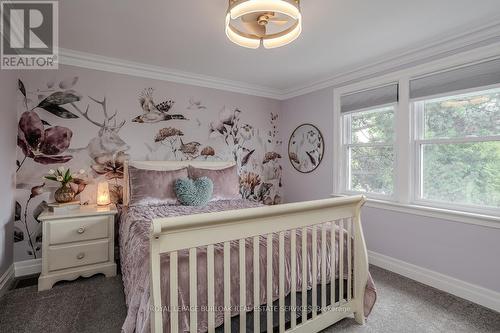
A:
0;273;126;332
0;265;499;333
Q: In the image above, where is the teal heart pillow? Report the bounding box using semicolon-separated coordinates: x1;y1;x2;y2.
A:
175;177;214;206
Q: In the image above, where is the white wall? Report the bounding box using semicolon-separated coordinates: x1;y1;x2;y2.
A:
279;87;500;293
0;71;17;277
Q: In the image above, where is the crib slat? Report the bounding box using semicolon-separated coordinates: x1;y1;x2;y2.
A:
330;221;336;306
170;251;179;333
301;227;307;323
290;229;297;329
150;247;162;333
339;219;344;304
321;224;327;311
266;234;273;333
347;218;352;301
253;236;260;333
239;239;246;333
224;242;231;333
311;225;317;318
352;218;358;301
189;248;197;333
279;232;285;332
207;245;215;333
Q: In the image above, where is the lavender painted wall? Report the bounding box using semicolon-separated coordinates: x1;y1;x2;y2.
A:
281;88;334;202
363;207;500;292
0;71;17;277
279;88;500;293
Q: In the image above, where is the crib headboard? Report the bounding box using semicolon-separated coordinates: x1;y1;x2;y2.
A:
123;160;235;206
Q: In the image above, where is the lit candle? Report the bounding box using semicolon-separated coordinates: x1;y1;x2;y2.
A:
97;181;111;206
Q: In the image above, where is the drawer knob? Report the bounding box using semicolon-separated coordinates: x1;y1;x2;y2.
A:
77;253;85;260
77;227;85;234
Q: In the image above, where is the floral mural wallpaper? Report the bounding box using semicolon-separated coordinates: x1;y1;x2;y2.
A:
14;67;283;262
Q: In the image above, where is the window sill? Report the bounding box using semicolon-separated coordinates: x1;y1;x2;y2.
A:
330;194;500;229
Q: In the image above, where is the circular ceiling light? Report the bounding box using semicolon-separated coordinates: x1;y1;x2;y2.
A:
225;0;302;49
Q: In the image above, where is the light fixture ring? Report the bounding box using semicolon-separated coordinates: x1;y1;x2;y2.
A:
227;18;300;40
225;0;302;49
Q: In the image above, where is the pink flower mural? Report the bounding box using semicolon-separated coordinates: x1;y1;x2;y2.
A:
17;111;73;169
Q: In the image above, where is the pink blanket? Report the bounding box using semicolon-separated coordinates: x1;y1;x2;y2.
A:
119;200;376;333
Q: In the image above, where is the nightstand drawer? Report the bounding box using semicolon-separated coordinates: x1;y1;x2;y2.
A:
48;240;109;271
48;216;109;245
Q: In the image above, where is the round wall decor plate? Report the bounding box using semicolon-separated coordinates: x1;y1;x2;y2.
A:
288;124;324;173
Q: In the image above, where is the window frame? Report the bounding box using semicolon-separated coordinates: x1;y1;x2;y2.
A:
340;103;397;200
332;53;500;219
410;84;500;215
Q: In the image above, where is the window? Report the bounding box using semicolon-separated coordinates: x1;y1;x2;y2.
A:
342;105;395;196
413;87;500;209
335;58;500;217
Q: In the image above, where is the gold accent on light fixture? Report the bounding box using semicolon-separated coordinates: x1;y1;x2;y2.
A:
225;0;302;49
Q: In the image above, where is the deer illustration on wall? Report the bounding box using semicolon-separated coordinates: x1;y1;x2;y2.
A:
71;97;130;161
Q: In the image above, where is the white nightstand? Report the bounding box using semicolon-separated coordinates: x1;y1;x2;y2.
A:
37;204;118;291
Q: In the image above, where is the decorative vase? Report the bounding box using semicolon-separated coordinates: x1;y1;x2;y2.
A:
54;184;75;203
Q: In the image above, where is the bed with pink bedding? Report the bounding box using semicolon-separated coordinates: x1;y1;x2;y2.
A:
119;200;376;333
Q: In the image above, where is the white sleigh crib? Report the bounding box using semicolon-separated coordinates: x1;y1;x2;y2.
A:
124;161;369;333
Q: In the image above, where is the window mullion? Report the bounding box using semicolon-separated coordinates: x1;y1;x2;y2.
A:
413;101;425;202
396;77;411;204
345;115;352;191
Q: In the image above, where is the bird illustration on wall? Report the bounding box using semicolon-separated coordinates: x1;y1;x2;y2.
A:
179;138;201;159
132;88;188;123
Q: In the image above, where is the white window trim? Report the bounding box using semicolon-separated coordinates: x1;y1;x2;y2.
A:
333;54;500;227
330;194;500;229
411;86;500;216
340;103;396;199
395;77;412;204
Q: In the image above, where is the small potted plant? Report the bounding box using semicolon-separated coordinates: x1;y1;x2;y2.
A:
44;167;86;203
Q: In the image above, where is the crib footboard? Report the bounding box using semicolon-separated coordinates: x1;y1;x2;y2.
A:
149;195;368;333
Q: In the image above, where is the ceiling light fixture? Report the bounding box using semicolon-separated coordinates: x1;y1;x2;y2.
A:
225;0;302;49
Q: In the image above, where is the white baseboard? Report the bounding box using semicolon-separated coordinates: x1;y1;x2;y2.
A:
368;250;500;313
14;258;42;277
0;264;14;296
